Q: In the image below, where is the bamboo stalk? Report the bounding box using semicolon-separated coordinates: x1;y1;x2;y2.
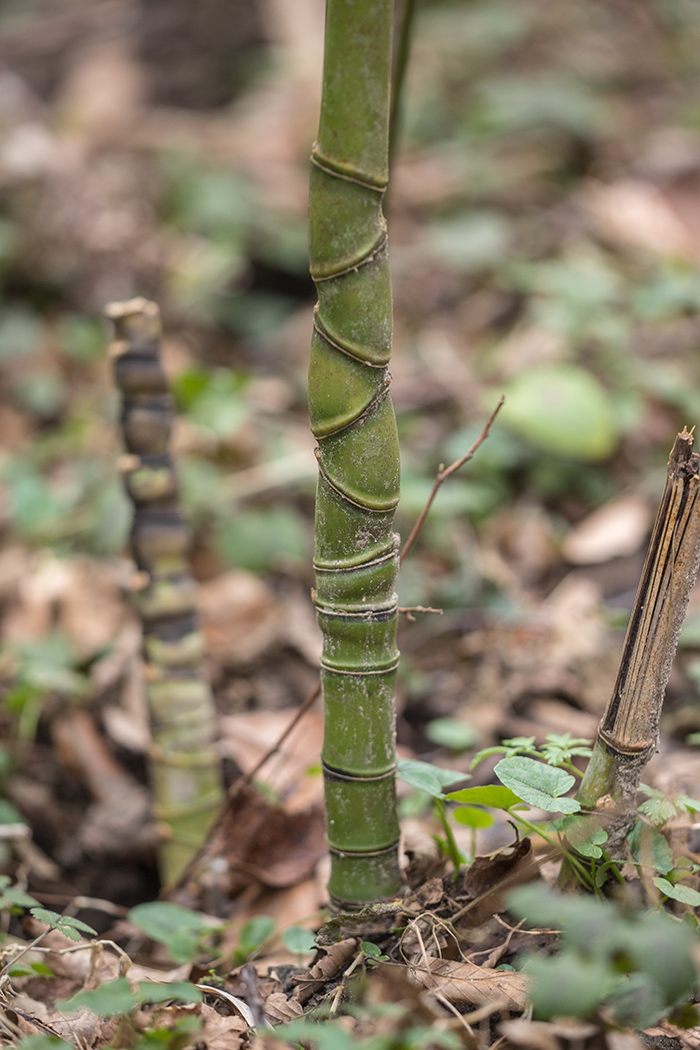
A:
308;0;402;909
576;428;700;855
106;298;224;888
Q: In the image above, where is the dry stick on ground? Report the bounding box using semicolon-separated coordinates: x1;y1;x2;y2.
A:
573;427;700;861
399;396;505;566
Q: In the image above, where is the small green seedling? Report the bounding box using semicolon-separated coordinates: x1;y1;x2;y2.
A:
396;758;468;873
282;925;317;964
360;941;390;963
470;732;593;778
509;884;698;1028
232;915;276;965
29;909;97;943
399;736;606;885
129;901;217;965
58;978;202;1017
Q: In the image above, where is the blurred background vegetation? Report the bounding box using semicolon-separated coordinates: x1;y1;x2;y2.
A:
3;0;700;898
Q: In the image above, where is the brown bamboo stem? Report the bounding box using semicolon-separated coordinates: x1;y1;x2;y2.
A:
576;428;700;855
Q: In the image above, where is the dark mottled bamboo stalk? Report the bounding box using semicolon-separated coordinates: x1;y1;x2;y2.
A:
106;298;224;888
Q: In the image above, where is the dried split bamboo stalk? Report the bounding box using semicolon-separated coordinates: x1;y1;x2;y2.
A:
107;298;224;888
577;428;700;854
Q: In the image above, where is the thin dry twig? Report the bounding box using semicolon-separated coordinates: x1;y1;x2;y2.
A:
399;396;505;564
398;605;443;621
232;680;322;796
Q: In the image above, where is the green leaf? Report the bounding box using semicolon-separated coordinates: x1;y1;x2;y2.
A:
525;952;609;1020
360;941;389;962
674;794;700;814
540;733;593;766
548;814;607;858
216;506;310;574
652;877;700;907
0;799;24;826
396;758;466;799
625;910;696;1006
239;915;275;955
29;909;97;941
425;717;479;752
14;1037;73;1050
129;902;213;965
452;806;495;829
470;736;538;769
278;1019;355;1050
627;821;673;875
282;926;316;956
4;885;39;909
494;756;579;813
427;211;511;274
59;978;137;1017
638;796;678;827
508;885;615;955
135;982;202;1006
608;971;665;1030
502;363;617;462
446;784;522;809
0;310;44;363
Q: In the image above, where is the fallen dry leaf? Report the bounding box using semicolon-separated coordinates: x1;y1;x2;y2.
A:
219;708;325;811
295;938;358;1005
3;552;129;661
199;570;282;670
502;1017;600;1050
409;955;530;1012
262;992;303;1025
581;179;696;258
194;1003;249;1050
562;493;650;565
186;783;326;899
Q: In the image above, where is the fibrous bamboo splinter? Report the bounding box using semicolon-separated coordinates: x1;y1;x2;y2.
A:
577;428;700;855
107;298;224;888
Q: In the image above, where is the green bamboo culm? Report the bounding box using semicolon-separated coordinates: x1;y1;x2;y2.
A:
106;298;224;889
309;0;402;910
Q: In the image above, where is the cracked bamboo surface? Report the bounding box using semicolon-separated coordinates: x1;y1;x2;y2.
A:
107;298;223;888
577;428;700;853
308;0;401;906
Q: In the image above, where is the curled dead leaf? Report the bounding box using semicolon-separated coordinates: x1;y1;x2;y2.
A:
262;992;303;1025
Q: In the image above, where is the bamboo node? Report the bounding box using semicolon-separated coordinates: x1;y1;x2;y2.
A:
128;570;151;592
108;340;130;359
118;454;142;473
310;144;387;192
105;297;158;319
